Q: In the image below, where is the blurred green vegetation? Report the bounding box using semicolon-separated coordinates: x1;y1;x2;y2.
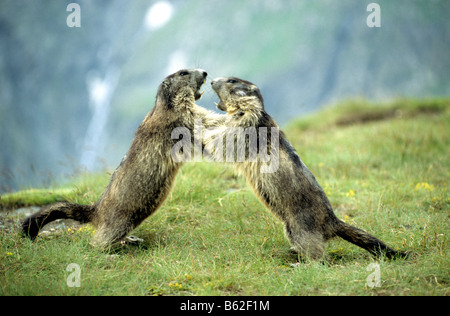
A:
1;0;449;193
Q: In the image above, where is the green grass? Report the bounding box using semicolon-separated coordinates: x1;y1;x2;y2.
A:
1;98;449;296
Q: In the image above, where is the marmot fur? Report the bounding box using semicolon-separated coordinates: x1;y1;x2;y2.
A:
22;69;221;248
207;76;407;260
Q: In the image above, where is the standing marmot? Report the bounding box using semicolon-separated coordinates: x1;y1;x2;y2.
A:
22;69;220;248
207;76;407;260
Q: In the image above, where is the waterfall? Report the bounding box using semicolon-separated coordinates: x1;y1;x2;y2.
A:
80;67;120;171
79;1;175;172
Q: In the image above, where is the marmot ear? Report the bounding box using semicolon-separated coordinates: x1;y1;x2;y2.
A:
249;85;262;99
162;79;170;89
157;80;173;108
249;85;258;93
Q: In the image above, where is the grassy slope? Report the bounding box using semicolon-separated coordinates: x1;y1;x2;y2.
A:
0;98;448;296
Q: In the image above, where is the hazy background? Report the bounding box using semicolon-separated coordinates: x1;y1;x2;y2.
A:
1;0;449;192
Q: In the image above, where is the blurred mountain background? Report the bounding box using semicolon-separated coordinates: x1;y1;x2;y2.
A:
0;0;449;192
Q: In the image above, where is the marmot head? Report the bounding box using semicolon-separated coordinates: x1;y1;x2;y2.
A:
211;77;264;115
157;69;207;109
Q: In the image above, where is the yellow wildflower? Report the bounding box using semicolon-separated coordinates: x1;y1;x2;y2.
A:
346;189;355;197
202;281;215;288
169;282;182;289
6;252;13;256
323;183;332;196
415;182;434;191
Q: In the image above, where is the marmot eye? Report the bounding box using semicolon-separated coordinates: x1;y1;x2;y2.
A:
179;71;189;76
227;79;237;84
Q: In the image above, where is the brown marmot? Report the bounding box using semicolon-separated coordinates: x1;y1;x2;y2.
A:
22;69;221;248
207;76;407;260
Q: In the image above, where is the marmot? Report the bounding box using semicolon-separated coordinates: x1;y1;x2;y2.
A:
22;69;221;248
207;76;407;260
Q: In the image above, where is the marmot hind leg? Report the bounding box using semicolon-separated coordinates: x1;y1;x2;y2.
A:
90;221;135;249
284;224;326;261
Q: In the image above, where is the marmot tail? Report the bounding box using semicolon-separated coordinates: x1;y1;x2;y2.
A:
335;220;407;259
22;202;94;240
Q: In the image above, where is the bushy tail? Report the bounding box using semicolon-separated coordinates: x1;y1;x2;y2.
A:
22;202;95;240
336;220;407;259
